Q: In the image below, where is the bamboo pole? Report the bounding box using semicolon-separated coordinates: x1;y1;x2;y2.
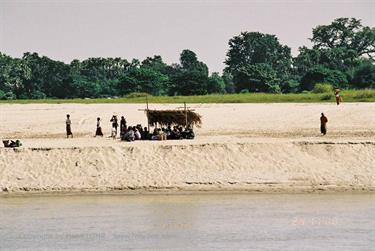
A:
146;96;150;131
184;102;187;127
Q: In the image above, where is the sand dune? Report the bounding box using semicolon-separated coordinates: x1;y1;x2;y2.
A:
1;103;375;193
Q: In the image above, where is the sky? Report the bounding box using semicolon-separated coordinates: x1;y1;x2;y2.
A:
1;0;374;73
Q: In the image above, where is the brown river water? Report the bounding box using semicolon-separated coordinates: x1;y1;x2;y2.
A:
0;193;374;250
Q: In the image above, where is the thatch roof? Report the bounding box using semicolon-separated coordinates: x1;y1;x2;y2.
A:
146;110;202;127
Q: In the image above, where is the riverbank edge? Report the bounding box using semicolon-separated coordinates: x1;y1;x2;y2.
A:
1;185;375;197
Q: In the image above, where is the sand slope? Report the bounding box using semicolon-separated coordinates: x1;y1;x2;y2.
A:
1;103;375;193
1;141;374;193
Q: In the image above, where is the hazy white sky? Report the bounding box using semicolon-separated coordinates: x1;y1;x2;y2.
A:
1;0;374;73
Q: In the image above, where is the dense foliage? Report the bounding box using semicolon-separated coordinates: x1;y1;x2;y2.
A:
0;17;374;99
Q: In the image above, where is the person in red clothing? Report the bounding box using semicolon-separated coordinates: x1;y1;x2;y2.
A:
335;89;342;105
320;113;328;135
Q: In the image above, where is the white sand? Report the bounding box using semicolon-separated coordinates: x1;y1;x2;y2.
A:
1;103;375;193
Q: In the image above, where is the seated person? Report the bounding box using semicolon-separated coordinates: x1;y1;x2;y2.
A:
134;128;141;140
179;126;188;139
151;128;167;140
166;125;172;134
136;124;143;132
184;127;195;139
151;128;160;140
142;127;150;140
161;128;170;139
161;129;167;140
123;126;135;141
120;126;127;139
151;128;158;139
169;126;182;140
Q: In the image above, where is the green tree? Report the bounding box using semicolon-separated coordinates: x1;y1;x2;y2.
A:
207;72;225;94
0;53;31;97
170;71;209;95
280;79;300;93
118;67;169;96
169;50;210;95
300;65;348;91
70;75;101;98
351;61;375;88
233;63;280;93
225;32;292;78
294;18;375;89
180;49;209;76
225;32;292;93
141;55;168;73
222;72;235;93
311;17;375;60
22;52;71;98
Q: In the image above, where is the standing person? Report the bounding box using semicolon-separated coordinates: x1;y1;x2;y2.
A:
320;113;328;135
95;117;103;137
120;116;127;138
66;114;73;138
335;89;342;105
110;115;119;138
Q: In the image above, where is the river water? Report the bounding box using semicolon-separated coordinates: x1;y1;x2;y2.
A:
0;193;374;250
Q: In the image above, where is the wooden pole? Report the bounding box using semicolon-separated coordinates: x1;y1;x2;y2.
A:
184;102;187;127
146;96;150;132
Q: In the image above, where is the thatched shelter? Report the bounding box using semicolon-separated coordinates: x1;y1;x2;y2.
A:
146;110;202;127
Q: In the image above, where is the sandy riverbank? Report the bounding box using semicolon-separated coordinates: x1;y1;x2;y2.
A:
1;103;375;193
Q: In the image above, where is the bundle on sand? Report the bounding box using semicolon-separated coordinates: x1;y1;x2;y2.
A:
147;110;202;127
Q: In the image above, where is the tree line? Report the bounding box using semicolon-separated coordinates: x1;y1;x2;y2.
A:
0;17;374;100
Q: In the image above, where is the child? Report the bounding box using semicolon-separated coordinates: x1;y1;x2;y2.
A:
111;127;117;139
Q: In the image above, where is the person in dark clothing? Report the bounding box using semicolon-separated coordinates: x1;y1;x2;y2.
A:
170;126;182;139
95;117;103;137
142;127;149;140
66;114;73;138
184;127;195;139
320;113;328;135
120;116;127;138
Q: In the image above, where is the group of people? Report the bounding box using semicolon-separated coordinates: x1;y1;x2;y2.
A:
66;113;331;139
65;99;338;140
66;114;195;141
